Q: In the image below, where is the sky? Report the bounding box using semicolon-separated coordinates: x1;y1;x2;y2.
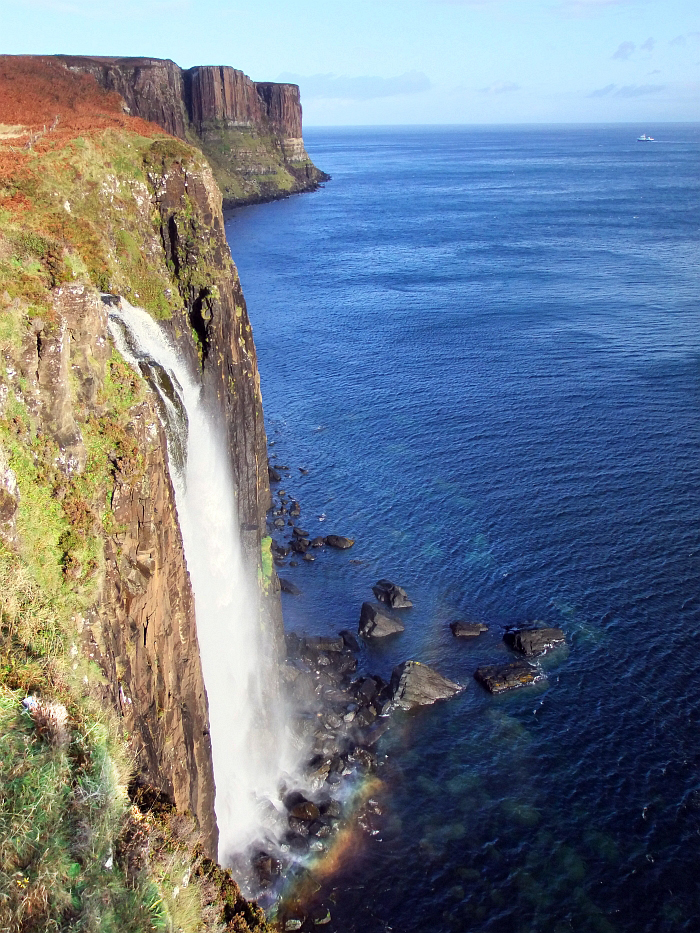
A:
1;0;699;124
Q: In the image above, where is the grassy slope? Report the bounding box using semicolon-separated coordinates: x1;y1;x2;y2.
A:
0;57;269;933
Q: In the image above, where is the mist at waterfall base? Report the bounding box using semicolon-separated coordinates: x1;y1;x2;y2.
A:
225;126;700;932
107;301;298;876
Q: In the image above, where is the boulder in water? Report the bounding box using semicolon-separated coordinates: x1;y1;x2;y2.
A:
340;629;360;651
358;602;405;638
450;620;488;637
291;537;309;554
504;626;565;656
326;534;354;549
268;464;282;483
389;660;464;710
474;660;545;694
279;578;301;596
292;527;310;538
290;800;321;822
372;579;413;608
311;536;326;547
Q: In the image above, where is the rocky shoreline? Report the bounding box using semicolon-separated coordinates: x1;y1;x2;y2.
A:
262;451;569;929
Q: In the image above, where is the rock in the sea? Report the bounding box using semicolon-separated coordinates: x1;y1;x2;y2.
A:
292;527;310;538
311;536;326;547
372;578;413;609
503;626;566;656
290;800;320;822
271;541;290;558
340;629;360;651
291;537;309;554
325;534;354;549
389;661;463;710
279;578;301;596
450;620;488;638
268;464;282;483
358;602;405;638
474;660;545;694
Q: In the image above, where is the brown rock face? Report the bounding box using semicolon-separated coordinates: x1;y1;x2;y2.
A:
58;56;188;139
188;66;264;129
255;82;302;139
14;284;218;855
97;405;217;853
55;54;328;207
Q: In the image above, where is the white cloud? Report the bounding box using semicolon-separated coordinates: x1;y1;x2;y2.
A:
479;81;520;93
615;83;665;96
613;41;636;60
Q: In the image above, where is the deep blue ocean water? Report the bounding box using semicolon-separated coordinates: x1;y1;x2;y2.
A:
225;125;700;933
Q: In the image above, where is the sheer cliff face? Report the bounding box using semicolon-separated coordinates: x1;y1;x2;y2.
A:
0;57;284;856
58;54;328;208
12;283;217;853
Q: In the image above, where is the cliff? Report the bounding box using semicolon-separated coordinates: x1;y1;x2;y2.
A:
56;55;329;208
0;55;278;930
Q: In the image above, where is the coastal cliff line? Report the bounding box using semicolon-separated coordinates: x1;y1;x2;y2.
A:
57;55;330;208
0;54;290;930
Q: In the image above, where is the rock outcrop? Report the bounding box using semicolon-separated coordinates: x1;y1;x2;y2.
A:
389;661;464;710
56;54;329;207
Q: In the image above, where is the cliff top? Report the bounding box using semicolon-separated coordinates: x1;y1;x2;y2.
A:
0;55;162;144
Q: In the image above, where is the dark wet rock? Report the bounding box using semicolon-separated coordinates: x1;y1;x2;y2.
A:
299;467;309;475
268;464;282;483
389;661;464;710
303;553;315;562
504;626;566;656
309;820;332;838
271;541;291;558
292;527;310;538
372;579;413;609
289;560;298;567
311;536;326;547
279;578;301;596
450;620;489;637
348;747;377;772
289;501;301;517
354;675;380;702
284;918;304;932
320;799;342;818
310;906;332;926
340;629;360;651
288;816;311;836
305;636;345;653
474;660;545;694
358;601;405;638
362;719;392;746
291;537;309;554
325;534;354;549
252;852;282;884
273;517;285;529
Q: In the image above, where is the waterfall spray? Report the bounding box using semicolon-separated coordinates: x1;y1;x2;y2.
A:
108;299;296;869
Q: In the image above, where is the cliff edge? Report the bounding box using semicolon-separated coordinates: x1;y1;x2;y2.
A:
56;55;330;208
0;55;279;930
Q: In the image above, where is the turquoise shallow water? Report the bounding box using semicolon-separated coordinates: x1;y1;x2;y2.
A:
225;125;700;932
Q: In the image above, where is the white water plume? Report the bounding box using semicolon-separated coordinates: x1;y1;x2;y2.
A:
108;299;296;866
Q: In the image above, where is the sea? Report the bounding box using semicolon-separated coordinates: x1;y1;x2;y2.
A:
224;125;700;933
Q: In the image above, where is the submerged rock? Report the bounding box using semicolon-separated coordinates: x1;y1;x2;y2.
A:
325;534;354;549
372;579;413;608
279;578;301;596
268;465;282;483
450;620;488;638
358;602;405;638
389;661;463;710
504;626;566;656
474;660;545;694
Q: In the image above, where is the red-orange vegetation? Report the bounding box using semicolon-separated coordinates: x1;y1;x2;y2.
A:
0;55;163;149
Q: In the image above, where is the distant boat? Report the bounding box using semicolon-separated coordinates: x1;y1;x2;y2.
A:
637;134;655;141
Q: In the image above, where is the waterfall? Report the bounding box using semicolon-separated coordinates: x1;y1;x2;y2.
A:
108;299;294;868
